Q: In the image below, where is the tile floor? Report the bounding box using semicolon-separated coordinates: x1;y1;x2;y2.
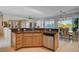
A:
56;39;79;52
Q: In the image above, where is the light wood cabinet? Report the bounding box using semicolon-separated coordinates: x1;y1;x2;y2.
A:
33;36;43;46
23;33;33;47
23;32;43;47
11;31;58;51
23;36;33;47
16;34;23;49
53;32;58;50
11;33;23;49
12;32;43;50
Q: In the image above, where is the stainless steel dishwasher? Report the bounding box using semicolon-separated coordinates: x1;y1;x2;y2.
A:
43;33;54;50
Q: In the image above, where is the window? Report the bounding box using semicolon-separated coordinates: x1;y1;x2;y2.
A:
45;20;54;28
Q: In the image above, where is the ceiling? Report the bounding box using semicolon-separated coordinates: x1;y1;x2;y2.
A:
0;6;78;18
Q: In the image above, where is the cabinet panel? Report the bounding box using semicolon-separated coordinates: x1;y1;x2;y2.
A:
33;33;42;36
23;33;32;36
11;33;23;49
33;36;42;46
22;37;26;47
16;34;23;49
16;44;22;49
16;34;23;37
53;33;58;50
23;36;32;47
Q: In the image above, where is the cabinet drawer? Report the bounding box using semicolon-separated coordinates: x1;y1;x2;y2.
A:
33;33;42;36
16;37;22;41
16;34;23;37
23;33;33;36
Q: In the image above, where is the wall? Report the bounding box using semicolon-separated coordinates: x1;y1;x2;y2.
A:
3;14;27;21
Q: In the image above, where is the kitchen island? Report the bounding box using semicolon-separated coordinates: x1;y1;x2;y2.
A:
11;28;58;51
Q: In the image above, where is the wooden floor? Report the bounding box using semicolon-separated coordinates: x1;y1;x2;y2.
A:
16;47;52;52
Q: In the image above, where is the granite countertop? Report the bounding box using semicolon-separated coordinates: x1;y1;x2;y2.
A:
13;30;42;33
11;28;58;34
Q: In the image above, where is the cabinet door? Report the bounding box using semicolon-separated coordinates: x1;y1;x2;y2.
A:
33;36;42;46
23;36;32;47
